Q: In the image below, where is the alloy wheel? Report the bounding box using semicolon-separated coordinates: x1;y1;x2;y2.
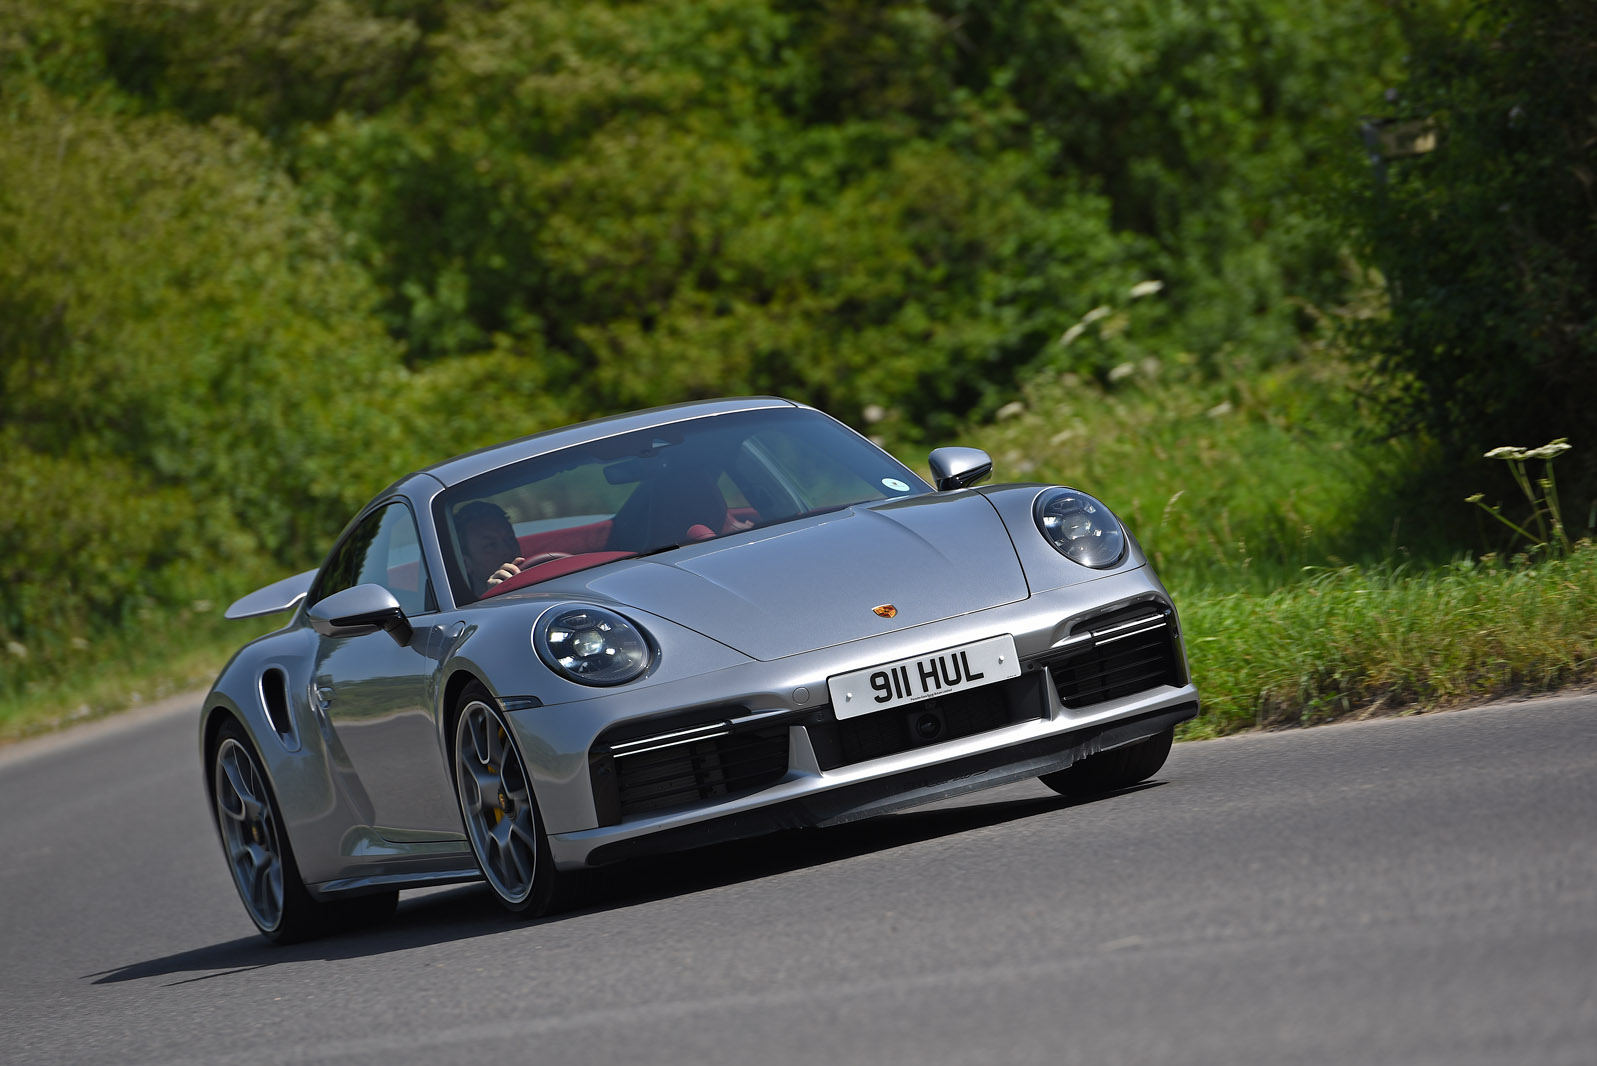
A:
214;737;286;933
454;699;541;905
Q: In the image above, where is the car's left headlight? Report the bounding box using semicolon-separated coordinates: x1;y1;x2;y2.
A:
534;605;654;686
1033;487;1127;569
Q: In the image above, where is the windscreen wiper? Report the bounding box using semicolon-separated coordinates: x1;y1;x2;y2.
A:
629;541;687;560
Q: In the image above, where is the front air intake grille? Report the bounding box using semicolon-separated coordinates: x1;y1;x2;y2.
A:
1045;612;1182;708
612;729;789;818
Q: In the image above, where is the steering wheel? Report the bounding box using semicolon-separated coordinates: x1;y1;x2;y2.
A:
480;550;638;599
485;552;570;591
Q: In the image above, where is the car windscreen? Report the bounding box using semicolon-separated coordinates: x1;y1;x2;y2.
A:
434;407;930;604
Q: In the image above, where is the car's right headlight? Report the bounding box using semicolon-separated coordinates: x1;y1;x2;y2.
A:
1033;487;1127;569
534;605;654;686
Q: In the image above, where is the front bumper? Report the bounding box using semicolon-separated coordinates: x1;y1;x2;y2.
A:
508;568;1199;869
577;701;1197;867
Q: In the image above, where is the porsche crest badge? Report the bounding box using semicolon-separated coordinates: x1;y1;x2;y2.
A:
872;604;898;618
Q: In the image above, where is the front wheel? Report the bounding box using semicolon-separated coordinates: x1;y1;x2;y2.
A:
452;684;563;915
1039;726;1175;797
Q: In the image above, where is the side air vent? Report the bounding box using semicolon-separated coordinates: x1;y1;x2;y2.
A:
259;668;295;741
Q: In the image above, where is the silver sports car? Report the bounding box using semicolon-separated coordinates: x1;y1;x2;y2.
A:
203;397;1199;941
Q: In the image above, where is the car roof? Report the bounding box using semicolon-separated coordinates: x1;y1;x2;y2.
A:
417;396;802;488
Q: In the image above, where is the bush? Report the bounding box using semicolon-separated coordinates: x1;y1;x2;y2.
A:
0;90;413;692
1344;0;1597;508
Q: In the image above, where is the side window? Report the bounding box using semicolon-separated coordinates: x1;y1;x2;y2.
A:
310;502;433;615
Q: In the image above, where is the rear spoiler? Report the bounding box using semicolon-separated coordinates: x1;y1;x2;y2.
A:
224;569;317;620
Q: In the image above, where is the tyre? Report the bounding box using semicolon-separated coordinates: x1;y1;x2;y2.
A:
452;683;563;915
210;721;307;942
1038;726;1174;798
211;719;396;943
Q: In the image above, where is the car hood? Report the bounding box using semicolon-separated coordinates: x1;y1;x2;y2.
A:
573;493;1028;661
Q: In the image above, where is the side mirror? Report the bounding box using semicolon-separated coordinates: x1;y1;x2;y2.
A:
306;584;414;646
927;447;993;492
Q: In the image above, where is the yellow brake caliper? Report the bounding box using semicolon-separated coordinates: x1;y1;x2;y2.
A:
491;724;506;824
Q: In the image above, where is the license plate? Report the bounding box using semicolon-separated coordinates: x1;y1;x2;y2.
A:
827;634;1021;720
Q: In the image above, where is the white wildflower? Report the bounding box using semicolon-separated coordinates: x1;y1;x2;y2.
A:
1521;441;1572;460
1061;306;1112;346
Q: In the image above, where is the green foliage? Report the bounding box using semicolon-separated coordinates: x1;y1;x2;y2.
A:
95;0;440;130
964;351;1449;593
0;0;112;97
7;0;1589;735
1467;440;1576;555
0;90;415;693
1343;0;1597;501
284;0;1137;442
7;0;1407;445
931;0;1410;366
284;0;1402;439
1182;542;1597;736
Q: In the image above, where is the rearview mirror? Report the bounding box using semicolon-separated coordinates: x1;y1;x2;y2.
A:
306;584;414;646
927;447;993;492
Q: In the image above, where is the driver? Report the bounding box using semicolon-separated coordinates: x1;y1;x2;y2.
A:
454;501;527;595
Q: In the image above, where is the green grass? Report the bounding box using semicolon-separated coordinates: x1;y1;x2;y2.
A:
0;610;277;742
962;357;1460;592
7;547;1590;746
961;357;1597;735
1177;546;1597;737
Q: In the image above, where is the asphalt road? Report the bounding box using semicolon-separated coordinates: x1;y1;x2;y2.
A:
2;694;1594;1066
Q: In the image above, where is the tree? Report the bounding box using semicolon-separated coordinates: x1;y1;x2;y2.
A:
1346;0;1597;501
0;91;412;667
